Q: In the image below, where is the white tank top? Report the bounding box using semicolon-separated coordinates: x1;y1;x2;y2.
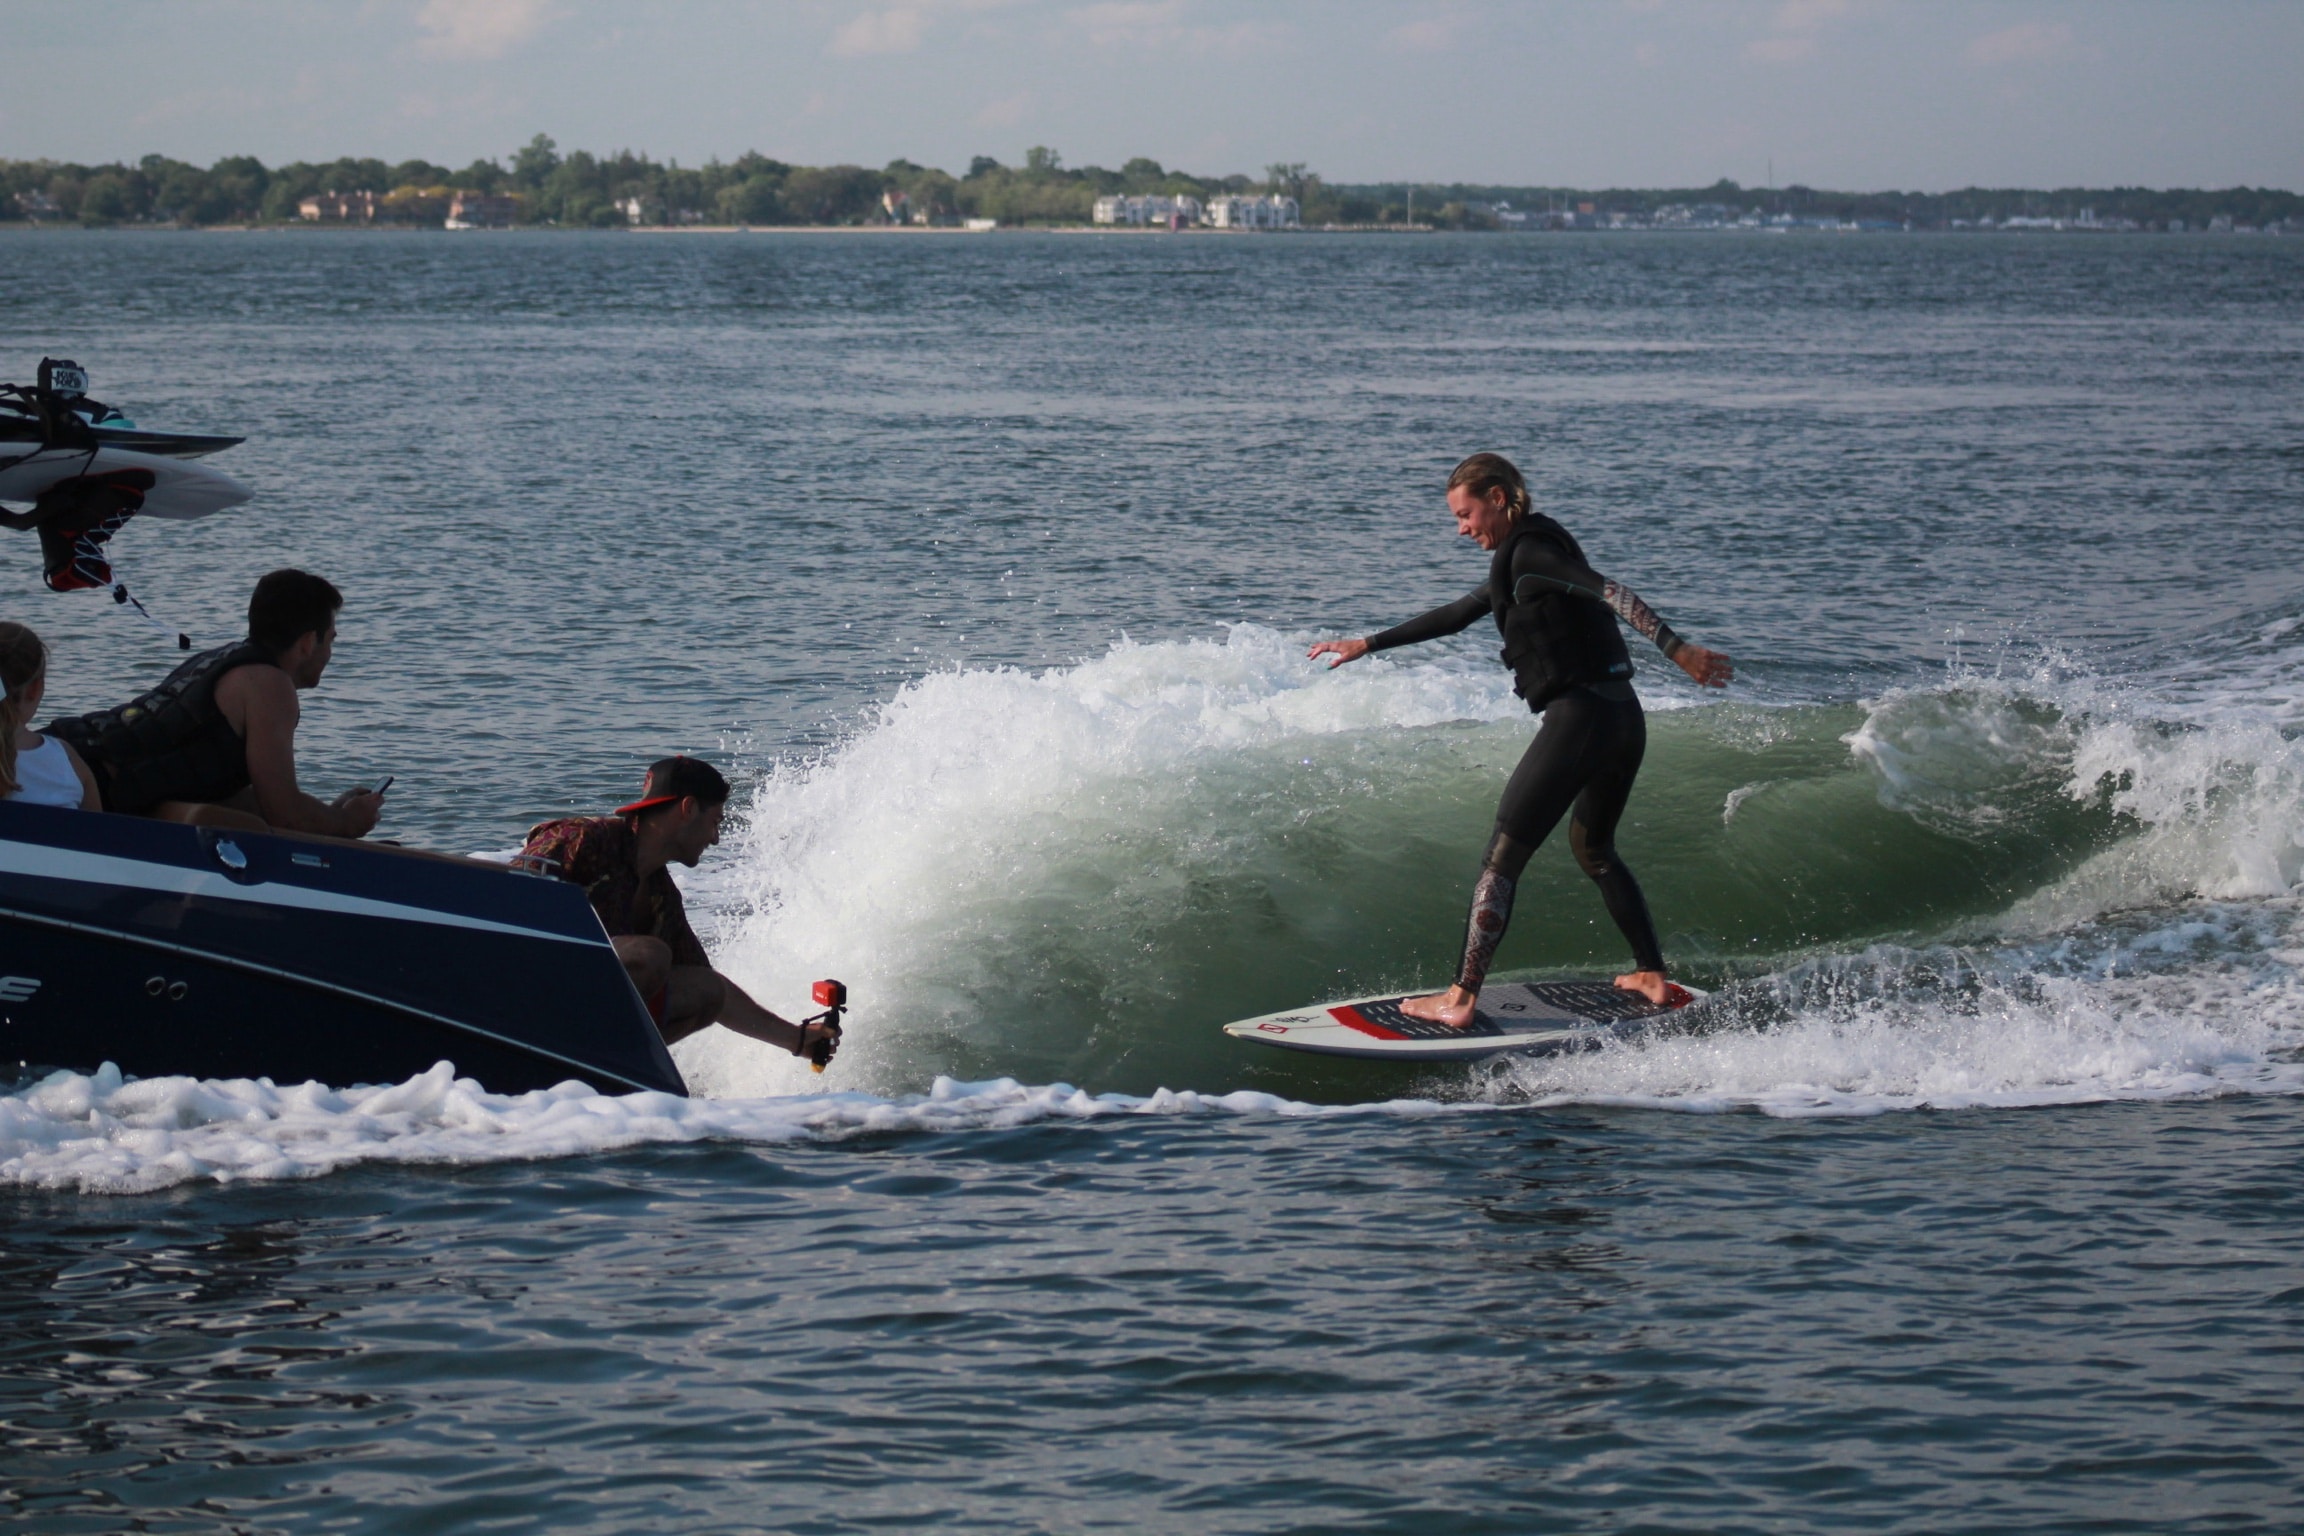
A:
8;736;85;808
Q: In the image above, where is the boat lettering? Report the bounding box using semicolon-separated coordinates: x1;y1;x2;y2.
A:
0;975;40;1003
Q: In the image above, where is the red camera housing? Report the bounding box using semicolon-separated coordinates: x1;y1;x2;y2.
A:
812;979;846;1009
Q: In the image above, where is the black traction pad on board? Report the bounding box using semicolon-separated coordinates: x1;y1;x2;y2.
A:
1343;980;1677;1040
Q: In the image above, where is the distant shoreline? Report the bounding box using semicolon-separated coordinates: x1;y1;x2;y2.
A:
12;140;2295;234
1;222;2286;238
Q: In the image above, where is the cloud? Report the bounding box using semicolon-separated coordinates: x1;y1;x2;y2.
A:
1773;0;1850;30
1967;20;2075;67
1744;0;1850;65
830;6;929;57
414;0;552;60
1070;0;1179;29
1387;14;1460;53
1067;1;1279;53
1744;34;1816;65
974;91;1030;128
127;85;267;133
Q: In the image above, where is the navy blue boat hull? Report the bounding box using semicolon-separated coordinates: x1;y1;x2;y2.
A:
0;802;687;1097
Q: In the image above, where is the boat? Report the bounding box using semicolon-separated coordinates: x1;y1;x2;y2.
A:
0;799;689;1096
0;359;253;609
0;357;684;1097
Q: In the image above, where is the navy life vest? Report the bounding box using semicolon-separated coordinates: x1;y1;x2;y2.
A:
1490;513;1633;711
47;639;277;814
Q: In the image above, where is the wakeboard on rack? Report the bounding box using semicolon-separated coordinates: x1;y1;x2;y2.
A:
1222;978;1701;1063
0;359;250;621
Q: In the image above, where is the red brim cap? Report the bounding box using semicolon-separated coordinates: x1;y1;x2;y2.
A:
614;793;684;816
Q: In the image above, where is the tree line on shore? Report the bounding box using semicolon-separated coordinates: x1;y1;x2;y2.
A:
2;136;2295;231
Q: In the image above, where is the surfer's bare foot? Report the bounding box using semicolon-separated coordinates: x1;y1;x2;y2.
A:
1401;986;1479;1029
1615;970;1671;1007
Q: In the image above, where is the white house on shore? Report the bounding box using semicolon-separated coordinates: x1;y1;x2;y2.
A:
300;190;381;223
1092;194;1206;227
445;192;518;229
1204;195;1299;229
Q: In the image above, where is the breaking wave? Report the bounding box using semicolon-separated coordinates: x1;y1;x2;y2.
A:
679;621;2304;1095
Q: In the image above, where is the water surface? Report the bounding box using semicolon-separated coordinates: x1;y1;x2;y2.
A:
3;229;2302;1531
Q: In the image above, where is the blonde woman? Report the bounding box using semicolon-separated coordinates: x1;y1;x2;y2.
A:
0;622;100;810
1309;453;1732;1027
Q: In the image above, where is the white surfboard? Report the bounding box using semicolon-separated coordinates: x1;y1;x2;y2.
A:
0;445;252;520
1222;978;1701;1062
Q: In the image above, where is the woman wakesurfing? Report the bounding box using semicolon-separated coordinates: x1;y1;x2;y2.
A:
1309;453;1733;1028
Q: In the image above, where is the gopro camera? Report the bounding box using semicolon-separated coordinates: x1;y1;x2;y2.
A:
38;359;87;399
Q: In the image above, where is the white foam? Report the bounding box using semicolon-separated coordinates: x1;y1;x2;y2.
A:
1485;974;2304;1116
0;1061;1466;1195
12;923;2299;1192
15;892;2304;1193
1482;894;2304;1115
1843;677;2077;834
1844;632;2304;930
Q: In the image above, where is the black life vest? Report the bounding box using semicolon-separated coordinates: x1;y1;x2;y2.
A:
1490;513;1633;711
47;639;277;814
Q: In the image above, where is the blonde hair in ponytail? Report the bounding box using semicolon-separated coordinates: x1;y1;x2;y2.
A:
0;622;50;797
1446;452;1531;522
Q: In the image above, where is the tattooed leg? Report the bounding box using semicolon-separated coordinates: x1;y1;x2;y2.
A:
1455;830;1538;993
1455;867;1516;993
1405;830;1540;1027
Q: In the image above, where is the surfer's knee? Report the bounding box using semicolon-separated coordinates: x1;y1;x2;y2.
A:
1568;818;1617;880
1480;829;1537;879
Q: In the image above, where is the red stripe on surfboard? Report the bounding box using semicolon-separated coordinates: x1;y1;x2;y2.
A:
1329;1005;1406;1040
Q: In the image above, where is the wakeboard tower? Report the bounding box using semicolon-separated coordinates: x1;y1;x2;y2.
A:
0;359;251;642
1222;978;1701;1063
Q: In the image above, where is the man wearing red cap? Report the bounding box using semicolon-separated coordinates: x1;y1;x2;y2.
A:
519;756;837;1065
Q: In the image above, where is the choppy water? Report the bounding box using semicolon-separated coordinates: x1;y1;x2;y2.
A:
3;229;2303;1531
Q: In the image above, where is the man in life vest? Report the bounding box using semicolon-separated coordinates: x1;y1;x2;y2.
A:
47;569;384;837
520;755;838;1064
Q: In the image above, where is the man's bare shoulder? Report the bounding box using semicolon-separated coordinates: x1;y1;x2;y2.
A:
213;658;294;733
214;658;293;703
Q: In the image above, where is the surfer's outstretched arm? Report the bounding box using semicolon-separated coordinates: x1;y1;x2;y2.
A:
1307;585;1490;668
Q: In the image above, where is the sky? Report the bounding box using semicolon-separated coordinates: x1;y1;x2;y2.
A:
4;0;2300;191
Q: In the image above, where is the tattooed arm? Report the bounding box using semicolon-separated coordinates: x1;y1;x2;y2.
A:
1509;542;1734;687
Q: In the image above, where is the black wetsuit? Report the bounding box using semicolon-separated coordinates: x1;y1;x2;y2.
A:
1366;513;1686;989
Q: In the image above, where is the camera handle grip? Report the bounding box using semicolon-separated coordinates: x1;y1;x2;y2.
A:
800;979;848;1073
